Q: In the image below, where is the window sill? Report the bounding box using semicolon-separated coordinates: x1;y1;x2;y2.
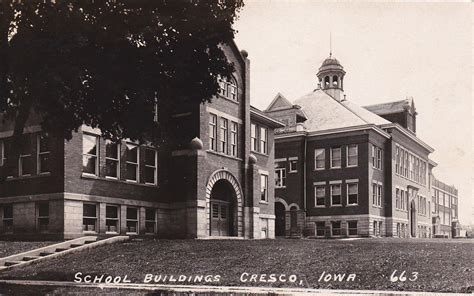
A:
275;186;286;189
81;174;158;188
217;94;239;105
206;150;243;161
5;174;52;181
372;205;382;209
250;150;269;157
346;204;358;207
329;167;342;170
347;165;358;168
314;168;325;171
259;201;269;205
83;230;98;234
105;231;119;235
314;205;326;208
330;205;342;207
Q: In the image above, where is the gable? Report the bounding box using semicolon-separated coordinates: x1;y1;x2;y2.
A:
266;93;293;111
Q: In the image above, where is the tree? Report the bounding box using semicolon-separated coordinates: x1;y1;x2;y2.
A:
0;0;244;181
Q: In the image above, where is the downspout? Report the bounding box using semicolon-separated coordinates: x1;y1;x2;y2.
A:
303;135;307;212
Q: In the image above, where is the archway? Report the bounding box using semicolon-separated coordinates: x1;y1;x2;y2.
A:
210;180;235;236
275;202;286;237
205;170;243;237
410;200;416;237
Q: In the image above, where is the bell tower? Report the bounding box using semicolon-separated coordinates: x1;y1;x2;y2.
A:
317;52;346;101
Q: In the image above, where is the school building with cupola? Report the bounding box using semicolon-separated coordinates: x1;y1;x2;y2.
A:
264;53;459;238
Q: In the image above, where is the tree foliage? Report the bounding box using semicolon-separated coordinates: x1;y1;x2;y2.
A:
0;0;244;181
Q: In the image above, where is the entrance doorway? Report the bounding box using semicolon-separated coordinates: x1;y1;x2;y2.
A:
275;202;286;237
210;179;235;236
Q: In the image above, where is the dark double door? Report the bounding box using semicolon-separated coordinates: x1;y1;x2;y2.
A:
210;200;230;236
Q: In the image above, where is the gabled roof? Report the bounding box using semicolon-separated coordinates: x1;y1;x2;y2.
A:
265;93;294;111
250;105;285;128
364;97;415;115
292;89;390;132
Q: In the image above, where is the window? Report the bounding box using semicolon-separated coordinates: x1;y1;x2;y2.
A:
347;145;358;167
289;159;297;173
37;134;50;174
377;184;382;206
373;183;382;207
37;202;49;232
330;184;341;206
316;222;325;237
314;148;325;170
251;123;257;152
125;143;139;182
396;188;400;209
372;145;383;170
105;140;120;179
145;208;156;234
1;140;13;178
82;134;98;176
144;149;157;185
19;137;32;176
348;221;358;236
260;174;268;202
315;185;325;207
209;113;217;151
220;118;228;154
2;204;13;233
218;76;238;101
275;163;286;188
373;221;379;236
260;127;267;154
395;147;400;174
230;122;238;157
126;207;138;234
331;221;341;236
372;183;377;205
401;190;405;210
347;183;358;205
83;203;97;232
106;205;119;233
330;147;341;168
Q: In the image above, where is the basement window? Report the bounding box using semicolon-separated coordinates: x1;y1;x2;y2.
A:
83;203;98;232
331;221;341;236
126;207;138;234
2;204;13;233
106;205;119;233
145;208;156;234
37;202;49;232
348;221;358;236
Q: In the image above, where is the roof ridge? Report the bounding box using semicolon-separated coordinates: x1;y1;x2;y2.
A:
323;91;372;125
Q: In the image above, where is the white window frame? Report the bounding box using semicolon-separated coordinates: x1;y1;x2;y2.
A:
82;203;98;232
125;143;139;183
260;174;268;203
251;123;257;152
275;166;286;188
346;182;358;206
126;207;139;234
82;133;99;177
145;208;157;234
331;221;342;236
330;183;342;206
330;147;341;169
314;148;325;170
105;204;120;233
19;137;32;177
209;113;217;151
37;134;51;175
289;158;298;173
230;121;238;157
347;144;358;167
314;185;326;207
260;127;268;154
105;139;120;180
220;117;228;154
144;148;157;185
348;220;358;236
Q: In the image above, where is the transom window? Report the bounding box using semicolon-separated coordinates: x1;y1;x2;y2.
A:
106;205;119;233
314;148;325;170
82;134;98;176
330;147;341;168
330;184;342;206
105;140;120;179
347;144;358;167
37;134;51;174
315;185;325;207
125;143;139;182
83;203;98;232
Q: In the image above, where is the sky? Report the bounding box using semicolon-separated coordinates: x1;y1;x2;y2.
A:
233;1;473;225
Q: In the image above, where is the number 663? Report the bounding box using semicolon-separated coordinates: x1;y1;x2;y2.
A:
390;270;418;282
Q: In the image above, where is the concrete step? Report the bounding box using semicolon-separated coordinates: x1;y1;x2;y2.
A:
70;243;83;248
4;261;22;266
39;252;54;256
55;247;70;252
22;256;40;261
84;240;96;244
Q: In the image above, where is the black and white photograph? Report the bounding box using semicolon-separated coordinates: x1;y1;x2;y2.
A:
0;0;472;295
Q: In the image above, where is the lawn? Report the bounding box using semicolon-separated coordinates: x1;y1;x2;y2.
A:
0;238;472;293
0;241;59;258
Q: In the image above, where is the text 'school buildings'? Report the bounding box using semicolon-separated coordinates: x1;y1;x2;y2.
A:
264;54;459;238
0;41;284;240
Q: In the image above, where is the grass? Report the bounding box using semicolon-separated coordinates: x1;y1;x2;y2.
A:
0;241;59;258
0;238;472;293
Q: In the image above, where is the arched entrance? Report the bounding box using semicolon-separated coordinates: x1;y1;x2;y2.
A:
205;170;243;237
275;202;286;237
410;200;416;237
210;180;235;236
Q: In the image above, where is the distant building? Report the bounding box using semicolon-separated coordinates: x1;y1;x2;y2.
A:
0;41;284;240
265;54;437;238
431;176;459;238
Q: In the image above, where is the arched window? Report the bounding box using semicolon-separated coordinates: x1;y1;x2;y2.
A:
324;76;330;87
218;75;238;101
332;75;339;87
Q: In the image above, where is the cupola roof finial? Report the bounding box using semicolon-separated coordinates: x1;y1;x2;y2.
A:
329;32;332;58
